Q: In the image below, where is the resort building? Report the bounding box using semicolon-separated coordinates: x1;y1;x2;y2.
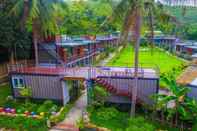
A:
175;41;197;59
8;33;159;105
38;34;119;67
8;66;159;105
177;62;197;100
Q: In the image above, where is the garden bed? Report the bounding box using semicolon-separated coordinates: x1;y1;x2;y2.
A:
0;84;73;131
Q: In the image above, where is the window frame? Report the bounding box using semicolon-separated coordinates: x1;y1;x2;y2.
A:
12;76;25;89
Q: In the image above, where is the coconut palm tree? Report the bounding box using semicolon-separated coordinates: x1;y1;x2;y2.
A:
10;0;66;65
110;0;197;117
110;0;175;116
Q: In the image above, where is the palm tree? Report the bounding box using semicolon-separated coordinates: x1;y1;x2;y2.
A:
10;0;66;65
110;0;174;116
110;0;197;117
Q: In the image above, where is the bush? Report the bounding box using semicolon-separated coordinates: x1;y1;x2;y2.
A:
89;107;129;130
50;104;73;124
92;86;109;106
37;100;58;118
126;116;156;131
0;115;47;131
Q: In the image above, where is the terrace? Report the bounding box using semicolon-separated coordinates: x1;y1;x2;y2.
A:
8;65;159;80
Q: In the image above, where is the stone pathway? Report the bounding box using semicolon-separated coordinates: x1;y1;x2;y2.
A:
50;91;87;131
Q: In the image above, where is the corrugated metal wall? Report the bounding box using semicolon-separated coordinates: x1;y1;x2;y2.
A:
12;74;63;100
102;78;158;104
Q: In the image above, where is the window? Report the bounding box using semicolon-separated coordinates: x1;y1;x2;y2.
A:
12;77;25;88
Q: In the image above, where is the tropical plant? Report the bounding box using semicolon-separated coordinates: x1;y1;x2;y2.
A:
19;87;32;104
109;0;176;116
156;71;197;128
0;0;32;63
10;0;66;65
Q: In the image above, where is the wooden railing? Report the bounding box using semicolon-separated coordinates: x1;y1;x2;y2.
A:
0;60;34;83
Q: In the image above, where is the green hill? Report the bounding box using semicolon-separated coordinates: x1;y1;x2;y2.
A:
165;7;197;24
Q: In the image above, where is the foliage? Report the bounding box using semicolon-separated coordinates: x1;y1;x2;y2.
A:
126;116;155;131
89;107;129;130
19;87;32;98
0;115;47;131
60;0;117;35
77;118;85;129
11;0;66;35
50;104;73;124
0;0;32;61
37;100;58;118
0;84;12;106
156;71;197;126
92;86;109;107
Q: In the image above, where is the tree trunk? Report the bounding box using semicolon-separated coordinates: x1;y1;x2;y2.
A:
32;21;39;66
148;8;154;55
131;8;141;117
20;0;30;31
9;50;15;64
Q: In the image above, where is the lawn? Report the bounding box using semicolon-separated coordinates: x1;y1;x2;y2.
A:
107;45;186;74
0;84;12;106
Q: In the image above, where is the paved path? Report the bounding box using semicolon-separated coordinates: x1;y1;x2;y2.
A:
50;46;123;131
50;91;87;131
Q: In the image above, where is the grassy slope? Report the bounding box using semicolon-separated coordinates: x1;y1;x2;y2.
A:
107;46;185;74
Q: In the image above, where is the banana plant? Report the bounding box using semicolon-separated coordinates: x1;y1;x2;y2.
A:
156;71;197;127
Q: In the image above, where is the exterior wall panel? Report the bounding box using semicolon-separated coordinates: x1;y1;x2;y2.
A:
102;78;158;104
11;74;63;100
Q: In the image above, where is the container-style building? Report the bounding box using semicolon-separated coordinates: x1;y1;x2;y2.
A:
8;66;159;105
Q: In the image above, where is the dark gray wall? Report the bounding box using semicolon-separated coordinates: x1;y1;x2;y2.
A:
100;78;158;104
12;74;63;100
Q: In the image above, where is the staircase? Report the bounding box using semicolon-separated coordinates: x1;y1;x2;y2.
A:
94;78;133;97
39;44;65;66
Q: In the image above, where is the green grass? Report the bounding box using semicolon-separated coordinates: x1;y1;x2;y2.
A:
0;84;11;106
107;46;186;74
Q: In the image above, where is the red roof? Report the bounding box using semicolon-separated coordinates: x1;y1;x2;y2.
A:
10;67;66;75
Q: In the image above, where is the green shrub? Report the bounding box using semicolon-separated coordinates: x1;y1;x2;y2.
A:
89;107;129;130
50;104;73;124
126;116;156;131
92;86;109;106
0;115;47;131
95;107;119;121
37;100;58;118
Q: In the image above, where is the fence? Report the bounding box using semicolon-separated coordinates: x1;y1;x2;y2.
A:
0;60;34;83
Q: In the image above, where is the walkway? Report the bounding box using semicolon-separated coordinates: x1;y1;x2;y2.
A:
50;91;87;131
99;46;123;66
50;50;120;131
